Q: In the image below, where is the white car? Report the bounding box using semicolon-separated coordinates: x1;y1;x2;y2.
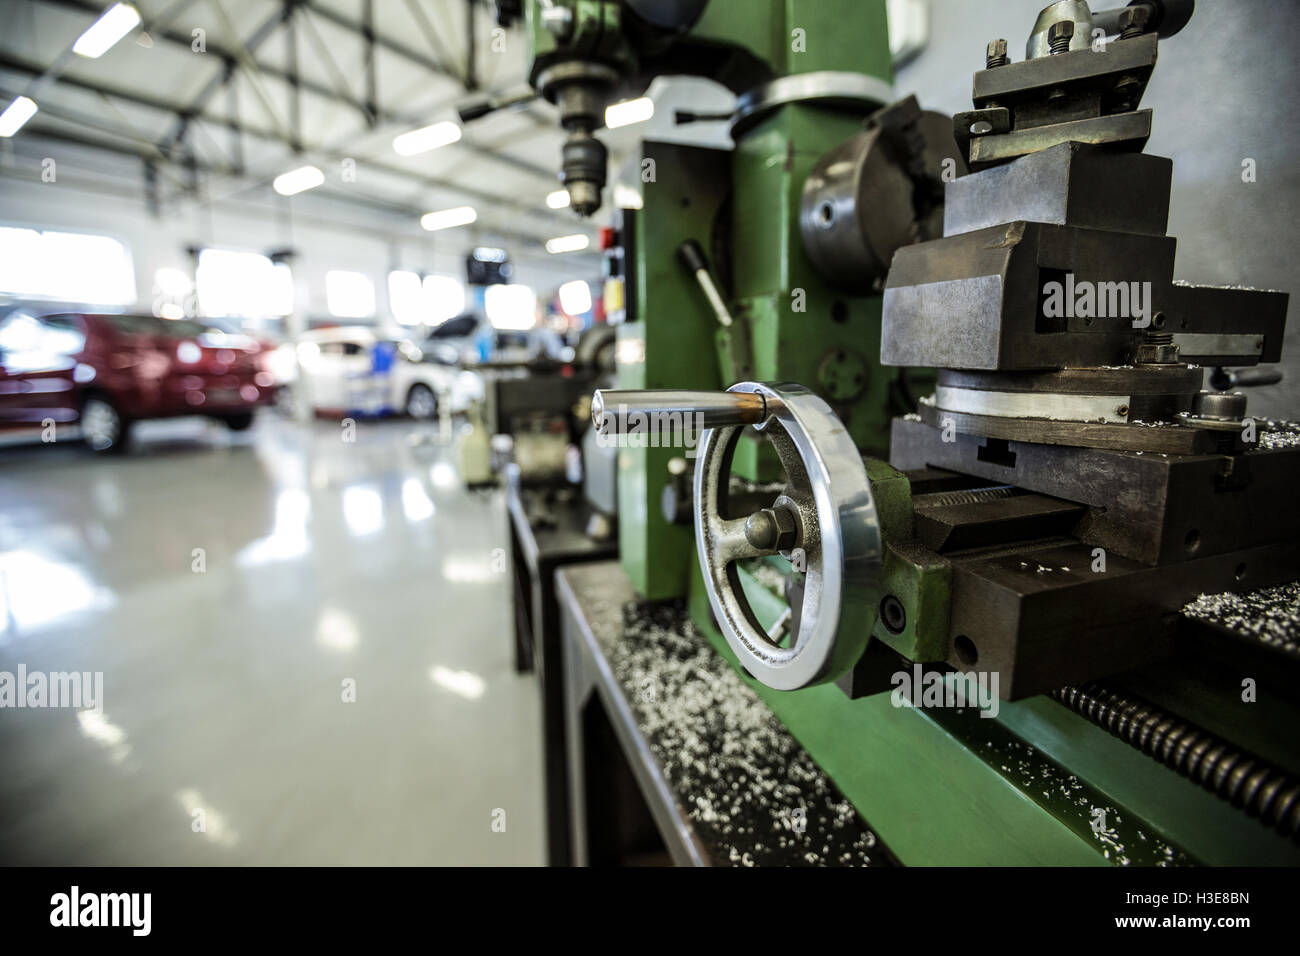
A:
287;326;483;419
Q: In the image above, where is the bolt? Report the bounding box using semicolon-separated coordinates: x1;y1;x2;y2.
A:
1048;20;1075;55
1112;73;1142;112
745;510;777;549
1119;5;1151;39
1136;329;1178;365
745;505;798;553
986;38;1009;68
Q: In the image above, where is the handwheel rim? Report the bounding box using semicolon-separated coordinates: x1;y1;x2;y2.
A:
693;382;881;690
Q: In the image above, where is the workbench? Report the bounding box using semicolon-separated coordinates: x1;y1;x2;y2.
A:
555;560;898;866
505;469;617;866
553;561;1300;866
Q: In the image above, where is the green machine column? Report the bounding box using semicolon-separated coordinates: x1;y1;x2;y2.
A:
705;0;904;468
617;142;730;600
620;0;908;598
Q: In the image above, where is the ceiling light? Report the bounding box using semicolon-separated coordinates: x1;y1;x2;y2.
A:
605;96;654;129
546;189;570;209
546;234;590;254
272;165;324;196
421;206;477;231
72;3;141;59
0;97;38;137
393;121;462;156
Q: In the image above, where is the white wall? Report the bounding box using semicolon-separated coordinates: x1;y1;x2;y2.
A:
0;134;596;333
895;0;1300;419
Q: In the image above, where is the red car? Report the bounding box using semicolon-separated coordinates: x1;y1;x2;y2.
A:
0;310;276;452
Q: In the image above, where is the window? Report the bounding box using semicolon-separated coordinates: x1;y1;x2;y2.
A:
557;279;592;316
152;266;194;320
0;227;135;305
195;249;294;319
325;270;376;319
316;340;367;358
387;271;422;325
484;284;537;331
387;270;465;326
428;314;479;339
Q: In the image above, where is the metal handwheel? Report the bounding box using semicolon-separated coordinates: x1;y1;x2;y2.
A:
692;382;883;690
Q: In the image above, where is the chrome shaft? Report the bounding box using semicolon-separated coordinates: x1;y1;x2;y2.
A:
591;389;766;435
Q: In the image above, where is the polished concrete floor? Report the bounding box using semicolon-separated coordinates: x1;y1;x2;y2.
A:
0;414;544;865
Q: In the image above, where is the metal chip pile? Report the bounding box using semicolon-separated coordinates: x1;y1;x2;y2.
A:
607;601;893;866
967;732;1186;866
1257;421;1300;451
1182;582;1300;653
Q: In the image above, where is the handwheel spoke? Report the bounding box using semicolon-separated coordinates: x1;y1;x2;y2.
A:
709;515;765;566
766;420;813;494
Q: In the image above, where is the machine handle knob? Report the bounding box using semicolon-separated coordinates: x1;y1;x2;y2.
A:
1210;366;1283;390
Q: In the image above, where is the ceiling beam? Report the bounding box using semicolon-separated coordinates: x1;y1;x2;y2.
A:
299;0;460;84
0;51;578;236
159;4;287;151
402;0;461;83
39;0;556;181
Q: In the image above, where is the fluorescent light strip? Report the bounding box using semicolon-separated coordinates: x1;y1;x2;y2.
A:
546;189;570;209
545;234;590;254
393;121;462;156
605;96;654;129
73;3;141;59
421;206;477;231
0;96;38;137
272;165;324;196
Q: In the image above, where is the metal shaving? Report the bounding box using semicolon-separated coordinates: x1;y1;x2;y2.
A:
1257;421;1300;450
605;600;893;866
1258;431;1300;450
1182;582;1300;653
967;734;1186;866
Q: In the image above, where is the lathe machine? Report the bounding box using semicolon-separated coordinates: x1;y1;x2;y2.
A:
523;0;1300;864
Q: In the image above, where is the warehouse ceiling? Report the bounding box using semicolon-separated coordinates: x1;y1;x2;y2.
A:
0;0;621;265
